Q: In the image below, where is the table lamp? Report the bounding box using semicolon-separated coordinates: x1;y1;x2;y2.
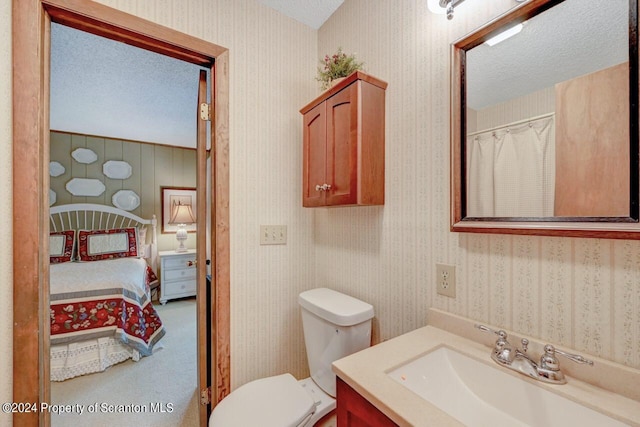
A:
169;201;196;252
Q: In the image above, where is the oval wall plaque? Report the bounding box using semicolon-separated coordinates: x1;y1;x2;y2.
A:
49;161;65;177
66;178;106;197
112;190;140;211
71;148;98;164
103;160;133;179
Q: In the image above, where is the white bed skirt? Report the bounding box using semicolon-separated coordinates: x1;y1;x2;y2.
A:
50;337;141;382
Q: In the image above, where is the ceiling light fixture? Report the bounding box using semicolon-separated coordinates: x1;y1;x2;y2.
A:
426;0;447;15
427;0;463;20
485;23;524;46
428;0;528;21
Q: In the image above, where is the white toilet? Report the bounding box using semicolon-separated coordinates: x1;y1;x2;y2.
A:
209;287;374;427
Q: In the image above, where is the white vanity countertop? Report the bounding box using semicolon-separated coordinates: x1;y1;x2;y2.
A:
332;321;640;427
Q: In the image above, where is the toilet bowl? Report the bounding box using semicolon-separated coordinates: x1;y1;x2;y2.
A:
209;288;374;426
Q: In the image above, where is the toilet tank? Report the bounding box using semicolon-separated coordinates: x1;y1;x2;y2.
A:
298;288;374;397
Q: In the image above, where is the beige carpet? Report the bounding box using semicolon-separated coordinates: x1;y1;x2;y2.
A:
51;298;199;427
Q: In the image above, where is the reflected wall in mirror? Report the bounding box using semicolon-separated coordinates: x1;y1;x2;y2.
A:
451;0;639;238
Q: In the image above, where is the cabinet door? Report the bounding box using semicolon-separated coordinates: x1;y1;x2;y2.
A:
326;83;358;206
303;101;327;207
337;378;398;427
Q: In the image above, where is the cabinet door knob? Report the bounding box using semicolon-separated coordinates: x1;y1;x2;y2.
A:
315;184;324;192
187;260;197;267
322;183;332;191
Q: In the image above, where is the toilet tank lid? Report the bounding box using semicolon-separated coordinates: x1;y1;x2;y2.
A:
298;288;374;326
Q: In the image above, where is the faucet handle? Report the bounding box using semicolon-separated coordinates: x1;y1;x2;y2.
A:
476;324;515;364
474;324;508;339
542;345;594;371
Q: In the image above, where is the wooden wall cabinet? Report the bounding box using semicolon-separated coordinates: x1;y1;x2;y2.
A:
336;377;398;427
300;71;387;207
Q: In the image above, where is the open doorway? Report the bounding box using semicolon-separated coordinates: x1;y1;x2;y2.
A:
12;1;230;426
48;22;205;427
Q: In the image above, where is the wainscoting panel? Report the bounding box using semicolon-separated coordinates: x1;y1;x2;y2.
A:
50;131;196;252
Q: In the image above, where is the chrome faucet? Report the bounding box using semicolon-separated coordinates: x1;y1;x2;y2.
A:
475;324;594;384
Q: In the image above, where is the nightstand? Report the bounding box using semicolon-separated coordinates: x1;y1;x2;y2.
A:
159;249;197;304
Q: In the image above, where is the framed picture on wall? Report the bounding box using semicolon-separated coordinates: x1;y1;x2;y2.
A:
161;186;197;234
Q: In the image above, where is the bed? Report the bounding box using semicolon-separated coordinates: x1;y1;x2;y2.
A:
49;203;166;381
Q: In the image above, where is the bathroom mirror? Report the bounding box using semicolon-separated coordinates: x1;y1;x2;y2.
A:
451;0;640;238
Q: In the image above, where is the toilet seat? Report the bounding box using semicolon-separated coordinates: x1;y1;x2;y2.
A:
209;373;316;427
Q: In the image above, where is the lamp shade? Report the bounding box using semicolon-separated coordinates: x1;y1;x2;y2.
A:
169;202;196;225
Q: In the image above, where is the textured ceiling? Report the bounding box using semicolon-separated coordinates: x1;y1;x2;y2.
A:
50;23;208;148
50;0;629;147
49;1;344;147
466;0;628;110
256;0;344;29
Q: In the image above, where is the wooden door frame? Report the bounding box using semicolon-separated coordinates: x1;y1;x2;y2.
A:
12;1;230;425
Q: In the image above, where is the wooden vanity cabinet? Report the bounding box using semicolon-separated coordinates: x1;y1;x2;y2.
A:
337;377;398;427
300;71;387;207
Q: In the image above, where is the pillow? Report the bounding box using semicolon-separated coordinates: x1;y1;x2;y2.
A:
49;230;76;264
77;228;138;262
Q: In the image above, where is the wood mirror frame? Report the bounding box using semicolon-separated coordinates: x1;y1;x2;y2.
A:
450;0;640;239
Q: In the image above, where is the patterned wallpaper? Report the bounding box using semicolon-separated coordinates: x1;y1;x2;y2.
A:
0;0;12;422
3;2;639;419
474;86;555;130
92;0;320;389
318;0;640;370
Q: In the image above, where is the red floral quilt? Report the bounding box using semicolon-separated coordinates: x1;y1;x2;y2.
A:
49;258;165;356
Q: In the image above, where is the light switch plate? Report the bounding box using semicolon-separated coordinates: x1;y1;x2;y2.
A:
260;225;287;245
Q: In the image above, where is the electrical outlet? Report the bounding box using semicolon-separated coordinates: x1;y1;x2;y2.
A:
259;225;287;245
436;263;456;298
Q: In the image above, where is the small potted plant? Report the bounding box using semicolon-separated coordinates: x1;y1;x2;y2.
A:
316;47;364;90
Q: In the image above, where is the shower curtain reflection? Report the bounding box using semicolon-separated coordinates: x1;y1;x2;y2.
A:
467;114;555;217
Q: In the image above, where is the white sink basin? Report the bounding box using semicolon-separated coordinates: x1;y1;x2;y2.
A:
387;346;627;427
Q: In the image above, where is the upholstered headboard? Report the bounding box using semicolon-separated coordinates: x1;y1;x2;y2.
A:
49;203;158;270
